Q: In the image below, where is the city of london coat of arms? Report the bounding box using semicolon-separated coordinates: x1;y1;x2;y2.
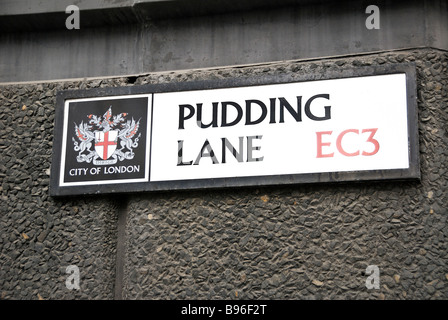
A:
72;107;141;165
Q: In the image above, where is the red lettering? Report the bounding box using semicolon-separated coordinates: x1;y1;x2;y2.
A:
361;128;380;156
316;128;379;157
336;129;360;157
316;131;334;158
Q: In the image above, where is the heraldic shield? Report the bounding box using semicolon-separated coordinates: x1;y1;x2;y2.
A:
72;106;142;166
94;130;118;160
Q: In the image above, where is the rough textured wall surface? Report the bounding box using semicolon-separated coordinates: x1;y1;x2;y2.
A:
0;48;447;300
0;78;128;299
122;49;448;300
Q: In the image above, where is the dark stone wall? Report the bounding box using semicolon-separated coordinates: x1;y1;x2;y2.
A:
1;48;447;299
121;48;448;300
0;79;127;299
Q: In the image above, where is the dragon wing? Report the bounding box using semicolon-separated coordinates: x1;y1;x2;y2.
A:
88;114;102;127
74;121;93;141
125;118;140;139
112;112;126;127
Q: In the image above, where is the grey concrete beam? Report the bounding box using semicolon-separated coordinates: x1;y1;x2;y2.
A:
0;0;327;16
0;0;326;31
0;0;139;15
0;0;446;83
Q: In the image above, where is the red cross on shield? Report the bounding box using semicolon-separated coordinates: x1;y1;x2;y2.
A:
95;130;118;160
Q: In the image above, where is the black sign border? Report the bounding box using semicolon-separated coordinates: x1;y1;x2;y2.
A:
50;63;420;196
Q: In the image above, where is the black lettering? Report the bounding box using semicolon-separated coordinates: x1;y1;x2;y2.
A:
247;135;264;162
177;140;193;166
279;96;302;123
269;98;276;124
196;102;218;128
245;100;267;125
194;139;219;165
178;104;195;129
221;101;243;127
305;94;331;121
221;137;244;163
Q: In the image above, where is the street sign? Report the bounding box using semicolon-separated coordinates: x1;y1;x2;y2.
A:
50;63;419;196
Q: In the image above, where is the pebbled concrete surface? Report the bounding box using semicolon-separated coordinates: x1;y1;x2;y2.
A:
0;48;447;299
